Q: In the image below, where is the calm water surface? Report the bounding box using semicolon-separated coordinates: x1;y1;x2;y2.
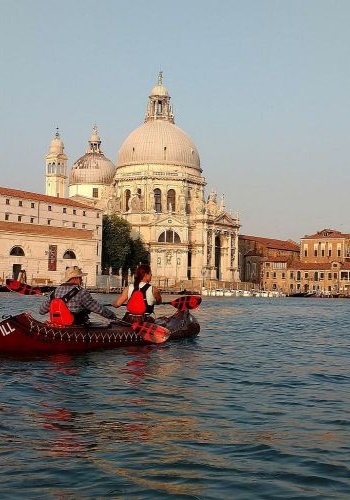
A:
0;293;349;499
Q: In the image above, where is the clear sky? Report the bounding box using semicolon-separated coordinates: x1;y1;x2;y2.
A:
1;0;349;242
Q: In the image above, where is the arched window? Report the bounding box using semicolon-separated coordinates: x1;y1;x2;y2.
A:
158;230;181;243
154;189;162;213
125;189;131;211
10;246;25;256
63;250;76;259
167;189;176;212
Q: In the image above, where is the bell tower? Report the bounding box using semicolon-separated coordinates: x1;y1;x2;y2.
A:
45;128;68;197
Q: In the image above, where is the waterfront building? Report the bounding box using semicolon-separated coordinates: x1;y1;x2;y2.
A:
238;235;300;285
261;228;350;295
0;186;102;286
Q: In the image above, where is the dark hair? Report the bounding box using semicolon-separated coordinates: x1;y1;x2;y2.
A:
134;264;151;287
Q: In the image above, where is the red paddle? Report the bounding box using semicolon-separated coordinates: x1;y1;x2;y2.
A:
168;295;202;311
132;322;170;344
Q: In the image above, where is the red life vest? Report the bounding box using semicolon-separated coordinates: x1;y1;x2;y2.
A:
126;283;151;315
49;286;80;326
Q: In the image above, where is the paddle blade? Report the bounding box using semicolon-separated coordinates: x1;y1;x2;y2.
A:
171;295;202;311
132;322;170;344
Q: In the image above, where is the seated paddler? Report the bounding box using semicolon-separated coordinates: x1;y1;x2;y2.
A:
112;264;162;323
39;266;117;326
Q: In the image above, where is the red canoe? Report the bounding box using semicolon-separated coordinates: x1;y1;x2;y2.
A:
0;310;200;353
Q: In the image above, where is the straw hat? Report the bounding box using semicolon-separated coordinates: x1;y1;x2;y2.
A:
65;266;88;282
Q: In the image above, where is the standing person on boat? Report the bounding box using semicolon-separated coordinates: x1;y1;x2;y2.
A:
39;266;117;325
112;264;162;323
18;269;27;283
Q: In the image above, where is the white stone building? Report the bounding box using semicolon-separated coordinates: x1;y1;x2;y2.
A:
0;186;102;286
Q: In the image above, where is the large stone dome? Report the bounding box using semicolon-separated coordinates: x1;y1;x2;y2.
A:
69;127;116;185
117;72;201;172
117;119;201;171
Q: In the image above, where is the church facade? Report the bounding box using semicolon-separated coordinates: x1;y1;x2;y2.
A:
46;73;241;287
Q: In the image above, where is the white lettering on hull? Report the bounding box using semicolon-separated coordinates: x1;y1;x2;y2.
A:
0;322;16;336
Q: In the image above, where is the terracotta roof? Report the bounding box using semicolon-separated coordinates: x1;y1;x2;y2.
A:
264;256;290;263
288;261;338;270
301;228;350;239
0;221;94;239
239;234;300;251
0;186;102;211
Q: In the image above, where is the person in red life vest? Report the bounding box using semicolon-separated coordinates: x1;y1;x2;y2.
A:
39;266;117;325
112;264;162;323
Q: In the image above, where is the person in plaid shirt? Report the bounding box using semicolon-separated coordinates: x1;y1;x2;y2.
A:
39;266;117;325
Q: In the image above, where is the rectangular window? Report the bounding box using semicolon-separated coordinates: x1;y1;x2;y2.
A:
305;272;309;278
63;207;67;213
334;273;337;279
266;272;270;278
337;249;341;257
82;224;86;229
290;272;294;279
6;199;10;205
47;219;51;225
320;273;324;279
18;215;22;222
96;212;100;218
321;249;325;257
19;200;23;207
273;272;276;278
328;249;332;257
72;222;76;227
48;205;52;211
328;273;332;279
93;188;98;198
83;211;86;216
304;249;308;257
31;202;35;208
5;213;9;220
73;209;76;215
30;217;34;223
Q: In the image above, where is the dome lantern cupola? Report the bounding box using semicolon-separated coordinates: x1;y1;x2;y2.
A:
144;71;174;124
87;125;102;154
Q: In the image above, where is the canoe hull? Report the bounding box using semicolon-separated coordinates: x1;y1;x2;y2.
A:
0;310;200;353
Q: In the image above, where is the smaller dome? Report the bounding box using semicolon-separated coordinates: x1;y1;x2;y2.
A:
69;127;116;185
69;153;116;185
